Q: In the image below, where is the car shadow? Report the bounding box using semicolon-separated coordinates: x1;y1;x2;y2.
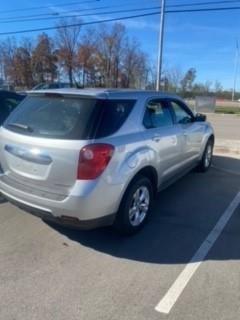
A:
213;154;240;175
44;155;240;265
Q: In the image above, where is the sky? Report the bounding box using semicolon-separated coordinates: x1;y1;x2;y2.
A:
0;0;240;90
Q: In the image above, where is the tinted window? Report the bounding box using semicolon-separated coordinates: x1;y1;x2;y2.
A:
143;100;173;129
94;99;135;138
5;96;135;139
170;101;193;124
0;94;24;124
5;95;98;139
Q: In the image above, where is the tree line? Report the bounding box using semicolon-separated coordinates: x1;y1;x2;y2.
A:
0;18;228;98
0;20;150;90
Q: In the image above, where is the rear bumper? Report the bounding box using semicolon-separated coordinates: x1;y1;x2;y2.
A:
4;193;115;229
0;174;124;228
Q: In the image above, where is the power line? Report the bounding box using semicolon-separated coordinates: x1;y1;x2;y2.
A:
0;12;160;36
1;7;109;21
0;1;151;20
0;0;100;15
0;6;161;24
168;0;240;8
2;0;240;22
1;5;240;36
168;5;240;13
0;0;160;21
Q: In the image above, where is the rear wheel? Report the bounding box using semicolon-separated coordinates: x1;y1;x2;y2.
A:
197;138;214;172
114;175;153;235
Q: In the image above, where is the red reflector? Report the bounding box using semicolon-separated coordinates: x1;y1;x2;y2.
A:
77;144;115;180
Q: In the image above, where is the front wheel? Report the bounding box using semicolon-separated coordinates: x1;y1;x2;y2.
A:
197;139;214;172
114;175;153;235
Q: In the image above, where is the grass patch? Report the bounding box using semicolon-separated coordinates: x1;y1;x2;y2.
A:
215;106;240;115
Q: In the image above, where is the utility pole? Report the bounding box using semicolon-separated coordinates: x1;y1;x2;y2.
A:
232;40;239;101
156;0;166;91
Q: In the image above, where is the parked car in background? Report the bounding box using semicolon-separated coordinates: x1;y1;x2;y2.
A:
0;85;15;91
0;89;214;234
0;91;25;125
32;82;71;90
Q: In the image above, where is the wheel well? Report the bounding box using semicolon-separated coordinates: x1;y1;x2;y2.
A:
117;166;158;214
209;134;215;144
134;166;158;194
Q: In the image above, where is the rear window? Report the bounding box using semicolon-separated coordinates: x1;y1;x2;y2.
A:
4;95;135;140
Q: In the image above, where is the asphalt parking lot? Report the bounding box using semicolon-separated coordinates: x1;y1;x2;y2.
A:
0;154;239;320
207;114;240;141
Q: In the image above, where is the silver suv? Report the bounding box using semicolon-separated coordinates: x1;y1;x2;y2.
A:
0;89;214;234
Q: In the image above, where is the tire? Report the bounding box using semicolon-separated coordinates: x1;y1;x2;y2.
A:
113;175;154;235
197;138;214;172
0;193;7;204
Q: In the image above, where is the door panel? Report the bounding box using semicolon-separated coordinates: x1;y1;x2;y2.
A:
142;99;184;183
180;122;204;160
169;99;204;166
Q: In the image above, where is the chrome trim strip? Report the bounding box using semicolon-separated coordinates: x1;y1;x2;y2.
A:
4;144;52;165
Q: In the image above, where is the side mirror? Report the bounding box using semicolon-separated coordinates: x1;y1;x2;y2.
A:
195;113;206;122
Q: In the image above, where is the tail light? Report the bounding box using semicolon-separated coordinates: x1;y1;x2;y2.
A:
77;143;115;180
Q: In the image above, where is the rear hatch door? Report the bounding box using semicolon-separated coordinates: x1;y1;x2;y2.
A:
1;93;99;197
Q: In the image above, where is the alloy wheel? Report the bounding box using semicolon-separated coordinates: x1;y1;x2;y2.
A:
129;186;150;227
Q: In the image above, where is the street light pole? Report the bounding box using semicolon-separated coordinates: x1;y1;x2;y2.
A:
232;40;239;101
156;0;166;91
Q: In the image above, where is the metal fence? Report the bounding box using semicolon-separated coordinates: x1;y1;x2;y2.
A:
195;96;216;113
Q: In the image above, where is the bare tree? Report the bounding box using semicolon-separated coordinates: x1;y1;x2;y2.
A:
32;33;57;84
121;38;149;88
12;39;34;88
165;67;183;92
55;18;82;86
77;28;98;87
0;37;17;85
0;45;5;81
180;68;197;95
214;80;223;93
203;80;212;93
96;23;126;87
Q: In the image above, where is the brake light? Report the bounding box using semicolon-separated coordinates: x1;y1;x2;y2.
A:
77;144;115;180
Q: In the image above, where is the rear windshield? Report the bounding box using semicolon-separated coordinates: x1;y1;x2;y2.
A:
4;95;135;140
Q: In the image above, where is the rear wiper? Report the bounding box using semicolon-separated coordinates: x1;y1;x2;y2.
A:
7;122;34;133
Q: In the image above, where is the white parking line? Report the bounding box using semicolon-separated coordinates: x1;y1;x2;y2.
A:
155;191;240;314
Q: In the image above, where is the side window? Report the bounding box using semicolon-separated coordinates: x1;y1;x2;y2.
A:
4;98;21;112
95;99;136;138
170;101;193;124
143;100;173;129
0;98;20;124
